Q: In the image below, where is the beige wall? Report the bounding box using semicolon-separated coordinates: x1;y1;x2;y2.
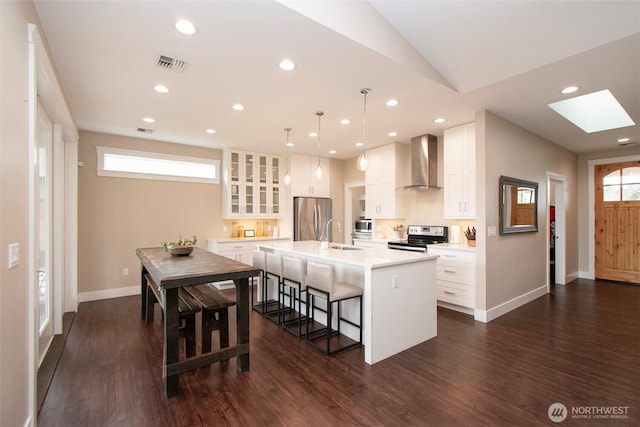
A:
477;110;578;311
77;131;223;295
1;1;44;425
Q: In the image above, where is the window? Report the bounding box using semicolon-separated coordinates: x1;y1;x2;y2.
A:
603;166;640;201
96;146;220;184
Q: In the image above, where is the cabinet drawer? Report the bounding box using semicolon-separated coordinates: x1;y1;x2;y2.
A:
437;281;474;308
429;248;475;263
436;263;474;285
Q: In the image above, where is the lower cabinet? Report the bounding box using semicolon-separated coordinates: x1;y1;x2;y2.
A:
428;246;476;314
206;238;291;289
352;239;388;249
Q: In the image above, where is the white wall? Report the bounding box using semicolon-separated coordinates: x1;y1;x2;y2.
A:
1;1;41;425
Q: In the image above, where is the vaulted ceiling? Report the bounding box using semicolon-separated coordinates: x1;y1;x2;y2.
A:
34;0;639;158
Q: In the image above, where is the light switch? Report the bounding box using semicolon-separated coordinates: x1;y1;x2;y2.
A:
392;275;399;289
8;243;19;269
487;226;497;237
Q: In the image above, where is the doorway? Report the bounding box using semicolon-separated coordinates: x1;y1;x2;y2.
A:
594;161;640;283
344;181;365;244
547;173;567;286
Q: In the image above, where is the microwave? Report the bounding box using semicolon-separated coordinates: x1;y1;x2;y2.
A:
355;219;372;233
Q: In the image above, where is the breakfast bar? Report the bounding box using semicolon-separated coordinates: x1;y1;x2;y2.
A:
137;246;260;397
256;240;439;364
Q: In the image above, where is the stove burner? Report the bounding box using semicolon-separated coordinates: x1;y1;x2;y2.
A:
387;225;448;252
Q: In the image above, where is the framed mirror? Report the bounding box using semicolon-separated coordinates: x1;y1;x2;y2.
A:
499;176;538;235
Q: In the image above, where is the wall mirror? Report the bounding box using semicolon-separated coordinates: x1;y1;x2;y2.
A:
499;176;538;235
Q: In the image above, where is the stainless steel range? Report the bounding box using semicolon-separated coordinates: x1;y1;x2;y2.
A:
387;225;448;252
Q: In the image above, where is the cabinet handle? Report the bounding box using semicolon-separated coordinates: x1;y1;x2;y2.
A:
443;269;456;274
444;290;456;295
444;254;456;258
233;245;243;249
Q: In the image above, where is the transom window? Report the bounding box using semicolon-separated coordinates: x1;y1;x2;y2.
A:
602;166;640;201
96;146;220;184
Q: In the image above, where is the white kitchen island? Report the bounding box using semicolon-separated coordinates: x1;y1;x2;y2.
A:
255;240;438;364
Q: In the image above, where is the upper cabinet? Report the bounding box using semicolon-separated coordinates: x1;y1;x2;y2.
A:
365;143;407;219
291;153;330;198
222;149;282;218
443;123;476;218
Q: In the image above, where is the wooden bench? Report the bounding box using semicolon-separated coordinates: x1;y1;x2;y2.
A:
145;274;201;357
184;284;237;354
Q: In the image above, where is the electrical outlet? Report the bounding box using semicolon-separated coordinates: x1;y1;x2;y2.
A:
123;268;129;276
487;226;497;237
392;275;399;289
223;225;228;232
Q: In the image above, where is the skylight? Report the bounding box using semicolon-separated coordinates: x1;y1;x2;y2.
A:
548;89;635;133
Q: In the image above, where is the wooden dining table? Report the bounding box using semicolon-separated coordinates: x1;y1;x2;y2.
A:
137;246;260;397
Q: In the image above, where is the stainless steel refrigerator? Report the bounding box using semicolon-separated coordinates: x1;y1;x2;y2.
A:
293;197;332;241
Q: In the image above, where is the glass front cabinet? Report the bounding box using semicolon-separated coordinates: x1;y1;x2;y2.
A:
223;149;282;219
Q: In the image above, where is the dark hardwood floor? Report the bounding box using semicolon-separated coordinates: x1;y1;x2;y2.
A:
39;279;639;426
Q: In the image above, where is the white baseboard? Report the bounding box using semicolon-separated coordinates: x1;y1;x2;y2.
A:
437;300;474;316
78;285;140;303
578;270;595;280
474;284;548;323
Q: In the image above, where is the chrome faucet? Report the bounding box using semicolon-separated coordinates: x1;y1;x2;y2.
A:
320;218;341;247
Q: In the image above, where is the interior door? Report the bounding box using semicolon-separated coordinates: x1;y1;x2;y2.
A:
595;161;640;283
37;102;54;364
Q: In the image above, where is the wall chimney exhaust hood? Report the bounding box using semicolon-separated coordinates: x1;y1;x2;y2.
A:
398;134;439;190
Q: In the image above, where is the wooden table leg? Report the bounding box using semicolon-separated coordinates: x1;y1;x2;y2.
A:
163;287;180;397
235;277;250;372
140;266;148;320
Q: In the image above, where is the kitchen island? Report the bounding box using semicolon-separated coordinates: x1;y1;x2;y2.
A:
256;240;438;364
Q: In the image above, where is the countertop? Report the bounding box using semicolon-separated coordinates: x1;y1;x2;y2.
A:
207;236;292;243
256;240;438;269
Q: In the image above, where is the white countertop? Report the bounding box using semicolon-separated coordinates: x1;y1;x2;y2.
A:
207;236;291;243
256;240;438;269
428;243;476;252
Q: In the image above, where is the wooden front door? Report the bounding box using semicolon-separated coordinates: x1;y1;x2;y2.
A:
595;160;640;283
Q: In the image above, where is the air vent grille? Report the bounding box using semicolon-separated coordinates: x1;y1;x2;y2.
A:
137;128;153;134
157;55;188;72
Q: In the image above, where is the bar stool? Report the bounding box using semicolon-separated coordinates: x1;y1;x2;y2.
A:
281;256;307;337
251;250;266;313
264;252;284;323
305;261;363;355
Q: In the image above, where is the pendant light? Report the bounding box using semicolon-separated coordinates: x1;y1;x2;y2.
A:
357;88;370;171
284;128;292;185
315;111;324;179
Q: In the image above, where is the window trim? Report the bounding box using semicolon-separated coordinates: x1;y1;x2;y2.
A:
96;146;220;184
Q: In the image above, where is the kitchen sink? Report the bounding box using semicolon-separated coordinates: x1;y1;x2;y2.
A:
330;244;363;251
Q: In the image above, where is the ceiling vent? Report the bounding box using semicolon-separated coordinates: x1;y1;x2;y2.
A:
157;55;188;72
137;128;153;134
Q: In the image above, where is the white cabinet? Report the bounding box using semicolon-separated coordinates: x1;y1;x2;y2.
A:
428;246;475;313
257;154;282;216
365;143;407;218
222;149;282;218
291;153;330;198
443;123;476;218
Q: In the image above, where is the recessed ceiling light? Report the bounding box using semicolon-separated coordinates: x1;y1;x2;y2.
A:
309;132;318;137
340;119;351;125
386;99;399;107
548;89;635;133
388;131;398;137
617;137;630;143
355;142;364;147
205;129;216;134
232;104;245;111
286;142;294;147
329;150;337;154
154;84;169;93
561;86;579;94
434;118;446;124
279;59;296;71
175;19;196;35
142;117;155;123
